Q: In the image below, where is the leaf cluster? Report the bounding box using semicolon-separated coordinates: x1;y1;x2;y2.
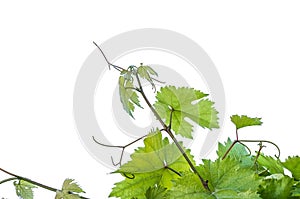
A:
110;135;300;198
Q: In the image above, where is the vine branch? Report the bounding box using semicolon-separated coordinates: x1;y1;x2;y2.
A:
135;73;210;191
93;42;211;191
0;168;89;199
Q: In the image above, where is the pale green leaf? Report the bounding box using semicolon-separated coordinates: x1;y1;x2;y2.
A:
154;86;219;138
14;180;36;199
137;64;158;90
55;192;81;199
55;179;85;199
231;115;262;130
119;75;142;118
61;179;84;193
283;156;300;180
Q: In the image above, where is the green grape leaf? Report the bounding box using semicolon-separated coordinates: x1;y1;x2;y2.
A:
169;158;261;198
116;129;194;175
217;138;253;168
137;64;158;90
257;154;284;174
283;156;300;180
110;129;195;199
154;86;219;138
14;180;36;199
55;179;85;199
258;174;294;199
119;75;142;118
145;185;168;199
231;115;262;130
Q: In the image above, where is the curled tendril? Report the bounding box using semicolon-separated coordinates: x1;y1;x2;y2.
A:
222;139;281;160
236;141;252;156
239;140;281;159
122;173;135;179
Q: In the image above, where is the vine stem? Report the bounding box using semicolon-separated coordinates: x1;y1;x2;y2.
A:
135;73;210;191
93;43;210;191
0;167;89;199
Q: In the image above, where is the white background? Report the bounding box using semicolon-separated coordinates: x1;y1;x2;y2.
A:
1;1;300;198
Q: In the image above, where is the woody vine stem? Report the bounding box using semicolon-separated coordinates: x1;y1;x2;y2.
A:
92;42;210;191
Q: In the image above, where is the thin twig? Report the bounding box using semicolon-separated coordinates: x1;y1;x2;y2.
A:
92;134;147;166
93;41;125;72
253;142;265;167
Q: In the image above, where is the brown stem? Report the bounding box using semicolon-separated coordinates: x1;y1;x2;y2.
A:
222;140;238;160
135;73;210;191
253;142;265;166
235;128;239;140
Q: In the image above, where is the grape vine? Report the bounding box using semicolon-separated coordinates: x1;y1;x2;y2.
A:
1;42;300;199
